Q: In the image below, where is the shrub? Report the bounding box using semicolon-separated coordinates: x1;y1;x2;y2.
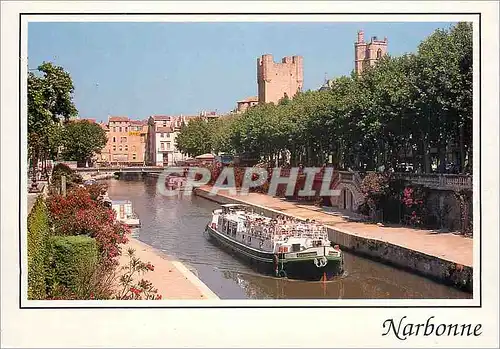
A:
360;172;390;206
455;188;473;235
359;172;391;218
48;235;99;295
51;163;83;187
115;248;162;300
400;185;429;227
86;183;108;201
358;172;408;223
27;196;52;299
47;187;129;259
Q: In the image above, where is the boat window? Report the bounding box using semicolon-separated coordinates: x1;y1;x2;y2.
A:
292;243;301;252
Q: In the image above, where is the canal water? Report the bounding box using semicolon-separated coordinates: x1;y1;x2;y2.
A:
105;177;471;299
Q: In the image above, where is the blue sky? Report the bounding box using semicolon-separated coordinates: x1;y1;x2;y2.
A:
28;21;454;121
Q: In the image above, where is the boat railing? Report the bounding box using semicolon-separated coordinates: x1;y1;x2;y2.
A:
246;225;328;241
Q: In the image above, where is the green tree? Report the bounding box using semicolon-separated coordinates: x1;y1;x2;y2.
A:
210;115;236;155
175;117;213;157
28;62;78;174
176;22;472;174
414;22;472;172
61;121;107;166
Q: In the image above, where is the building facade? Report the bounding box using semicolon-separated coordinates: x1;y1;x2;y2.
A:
257;54;303;104
99;116;147;165
354;30;388;75
146;115;190;166
235;96;258;113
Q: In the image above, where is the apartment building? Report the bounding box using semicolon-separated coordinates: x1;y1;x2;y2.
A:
146;115;193;166
99;116;147;165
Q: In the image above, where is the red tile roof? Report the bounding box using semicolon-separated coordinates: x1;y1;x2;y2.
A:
156;126;173;133
238;96;258;103
79;118;97;123
130;119;147;125
109;116;129;122
152;115;172;121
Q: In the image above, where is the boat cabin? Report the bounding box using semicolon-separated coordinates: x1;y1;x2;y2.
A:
212;204;331;254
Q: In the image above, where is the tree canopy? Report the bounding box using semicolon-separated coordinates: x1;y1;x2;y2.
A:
61;121;107;166
176;22;473;174
28;62;78;169
175;117;215;157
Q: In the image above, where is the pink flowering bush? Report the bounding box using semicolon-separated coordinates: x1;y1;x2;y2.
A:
115;248;162;300
47;187;130;260
400;185;428;227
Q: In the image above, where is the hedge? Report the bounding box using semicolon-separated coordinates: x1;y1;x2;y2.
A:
48;235;99;294
27;196;51;299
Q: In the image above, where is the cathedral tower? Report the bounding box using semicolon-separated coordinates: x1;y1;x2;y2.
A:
354;30;388;75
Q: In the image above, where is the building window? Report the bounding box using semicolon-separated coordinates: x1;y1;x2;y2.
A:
163;121;167;126
166;142;171;150
160;143;165;150
113;145;116;151
160;133;164;138
132;145;136;151
132;153;136;160
377;48;382;59
113;137;116;142
119;127;122;132
125;127;128;132
121;137;127;143
125;145;128;151
166;133;170;138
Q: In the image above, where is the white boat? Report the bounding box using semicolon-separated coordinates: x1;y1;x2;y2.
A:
111;199;141;228
205;204;344;280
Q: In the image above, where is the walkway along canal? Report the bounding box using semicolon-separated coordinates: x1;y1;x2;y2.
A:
194;186;473;292
105;177;471;299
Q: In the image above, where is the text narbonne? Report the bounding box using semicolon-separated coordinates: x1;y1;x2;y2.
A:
382;316;482;340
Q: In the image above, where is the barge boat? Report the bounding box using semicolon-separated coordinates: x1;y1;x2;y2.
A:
205;204;344;281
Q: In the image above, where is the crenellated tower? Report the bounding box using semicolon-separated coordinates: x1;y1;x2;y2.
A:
257;54;303;104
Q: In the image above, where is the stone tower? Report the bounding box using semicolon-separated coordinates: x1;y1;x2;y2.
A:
354;30;388;75
257;54;303;104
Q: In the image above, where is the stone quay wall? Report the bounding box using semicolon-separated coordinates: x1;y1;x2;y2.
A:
194;187;472;292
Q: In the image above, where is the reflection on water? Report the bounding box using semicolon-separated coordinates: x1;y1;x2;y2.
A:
105;177;471;300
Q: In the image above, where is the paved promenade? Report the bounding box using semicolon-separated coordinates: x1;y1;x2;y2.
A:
117;237;219;300
197;186;472;268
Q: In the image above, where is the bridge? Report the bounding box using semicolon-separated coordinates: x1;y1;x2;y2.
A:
74;166;164;173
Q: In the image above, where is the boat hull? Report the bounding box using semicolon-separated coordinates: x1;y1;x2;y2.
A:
205;225;343;281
